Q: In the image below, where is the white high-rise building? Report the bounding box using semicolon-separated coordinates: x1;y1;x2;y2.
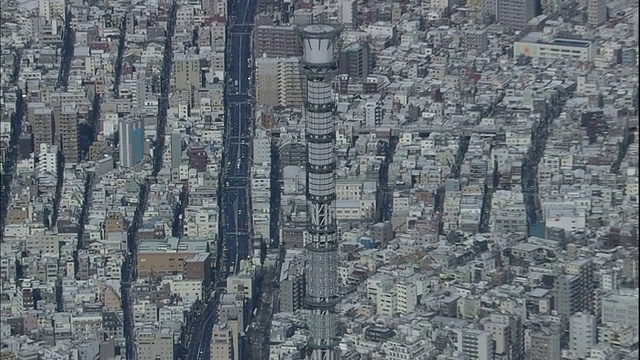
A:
456;329;493;359
37;144;58;176
570;312;597;358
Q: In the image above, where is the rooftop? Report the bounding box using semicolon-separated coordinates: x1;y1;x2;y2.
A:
138;237;210;254
518;32;593;48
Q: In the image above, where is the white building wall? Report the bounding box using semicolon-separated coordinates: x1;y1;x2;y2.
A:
570;312;597;358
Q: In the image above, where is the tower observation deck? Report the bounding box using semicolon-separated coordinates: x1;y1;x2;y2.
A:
298;23;343;360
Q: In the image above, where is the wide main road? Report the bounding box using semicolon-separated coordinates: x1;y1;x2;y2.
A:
184;0;256;358
222;0;256;277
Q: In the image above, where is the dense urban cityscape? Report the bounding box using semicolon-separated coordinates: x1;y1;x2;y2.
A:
0;0;638;359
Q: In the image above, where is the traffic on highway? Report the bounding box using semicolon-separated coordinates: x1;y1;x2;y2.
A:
222;0;256;278
183;0;257;358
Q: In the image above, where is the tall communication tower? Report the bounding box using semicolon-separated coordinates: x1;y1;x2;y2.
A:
298;23;342;360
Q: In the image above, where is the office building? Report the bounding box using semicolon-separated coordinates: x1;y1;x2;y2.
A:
338;41;370;80
587;0;606;27
601;290;639;335
28;103;53;156
135;327;174;360
118;116;144;168
54;104;80;163
255;57;305;108
173;54;201;91
255;25;303;58
570;312;597;358
513;32;596;62
210;323;233;360
497;0;535;30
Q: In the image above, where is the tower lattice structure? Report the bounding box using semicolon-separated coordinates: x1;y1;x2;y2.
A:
298;23;343;360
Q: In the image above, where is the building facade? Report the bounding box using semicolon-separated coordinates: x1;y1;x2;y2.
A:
513;32;596;62
119;116;144;168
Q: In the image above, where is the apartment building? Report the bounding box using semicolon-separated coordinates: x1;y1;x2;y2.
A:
173;54;201;91
53;104;80;163
497;0;535;30
28;103;53;155
255;57;305;108
254;25;303;58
